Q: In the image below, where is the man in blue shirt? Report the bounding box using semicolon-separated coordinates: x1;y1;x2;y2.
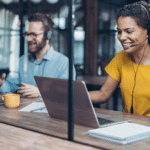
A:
0;12;76;98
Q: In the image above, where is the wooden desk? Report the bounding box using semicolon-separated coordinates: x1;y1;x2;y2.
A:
77;75;106;86
0;97;150;150
0;97;98;150
0;123;98;150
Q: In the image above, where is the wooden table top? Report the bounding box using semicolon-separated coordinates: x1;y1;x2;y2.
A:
0;122;99;150
0;96;150;150
77;75;106;86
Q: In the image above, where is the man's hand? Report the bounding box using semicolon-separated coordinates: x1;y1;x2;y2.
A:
17;83;40;98
0;73;6;87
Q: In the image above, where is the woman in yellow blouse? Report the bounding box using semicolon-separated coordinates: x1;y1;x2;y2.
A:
89;1;150;116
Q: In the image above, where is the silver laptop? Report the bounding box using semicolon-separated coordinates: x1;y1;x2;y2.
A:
34;76;127;128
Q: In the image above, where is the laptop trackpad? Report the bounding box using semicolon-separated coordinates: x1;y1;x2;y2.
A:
96;113;124;126
97;117;115;125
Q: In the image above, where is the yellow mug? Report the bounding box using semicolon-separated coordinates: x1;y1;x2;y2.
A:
2;94;20;108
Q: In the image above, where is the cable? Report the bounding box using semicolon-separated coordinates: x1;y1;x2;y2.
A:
130;42;148;113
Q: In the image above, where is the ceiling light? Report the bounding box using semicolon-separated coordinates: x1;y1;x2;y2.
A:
31;0;42;3
47;0;59;4
1;0;13;4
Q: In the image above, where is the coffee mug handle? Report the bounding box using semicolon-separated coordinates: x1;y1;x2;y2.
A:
2;95;4;101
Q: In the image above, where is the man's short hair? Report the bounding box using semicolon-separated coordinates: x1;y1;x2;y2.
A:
28;12;54;33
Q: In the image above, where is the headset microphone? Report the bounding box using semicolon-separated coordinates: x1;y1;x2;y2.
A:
130;38;148;47
130;4;150;114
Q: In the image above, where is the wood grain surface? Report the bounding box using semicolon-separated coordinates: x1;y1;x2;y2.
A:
77;75;106;86
0;96;150;150
0;123;100;150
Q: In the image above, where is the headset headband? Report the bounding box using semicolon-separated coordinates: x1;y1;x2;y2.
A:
140;4;150;22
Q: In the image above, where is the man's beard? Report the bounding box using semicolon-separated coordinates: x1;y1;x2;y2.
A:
28;37;46;54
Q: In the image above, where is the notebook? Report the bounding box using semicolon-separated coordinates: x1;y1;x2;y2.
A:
88;122;150;144
34;76;128;128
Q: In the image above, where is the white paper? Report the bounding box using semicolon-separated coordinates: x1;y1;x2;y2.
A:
88;122;150;144
19;102;48;113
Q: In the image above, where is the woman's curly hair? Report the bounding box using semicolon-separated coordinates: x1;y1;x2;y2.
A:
117;1;150;43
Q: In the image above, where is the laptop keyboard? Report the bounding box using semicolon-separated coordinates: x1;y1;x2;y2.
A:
97;117;115;125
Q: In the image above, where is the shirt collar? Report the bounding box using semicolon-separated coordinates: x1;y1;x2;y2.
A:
29;46;55;62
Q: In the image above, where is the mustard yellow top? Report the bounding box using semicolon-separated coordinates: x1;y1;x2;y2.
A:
105;50;150;116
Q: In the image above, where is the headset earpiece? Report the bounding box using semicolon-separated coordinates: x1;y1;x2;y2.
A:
140;4;150;36
44;31;52;40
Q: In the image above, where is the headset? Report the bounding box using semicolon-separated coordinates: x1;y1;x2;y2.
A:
130;4;150;47
44;30;52;40
38;31;52;48
140;4;150;36
130;4;150;114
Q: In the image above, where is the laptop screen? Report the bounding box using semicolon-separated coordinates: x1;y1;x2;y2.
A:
34;76;99;128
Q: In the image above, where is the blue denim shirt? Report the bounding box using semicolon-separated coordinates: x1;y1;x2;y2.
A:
1;46;76;93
